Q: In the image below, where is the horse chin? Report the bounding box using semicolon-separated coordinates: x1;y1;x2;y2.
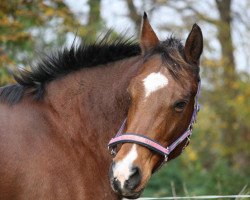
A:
110;184;143;199
122;192;142;199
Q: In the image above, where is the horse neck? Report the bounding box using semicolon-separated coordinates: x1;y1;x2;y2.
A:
45;56;142;151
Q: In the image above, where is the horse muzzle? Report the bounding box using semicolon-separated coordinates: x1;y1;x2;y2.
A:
109;161;143;198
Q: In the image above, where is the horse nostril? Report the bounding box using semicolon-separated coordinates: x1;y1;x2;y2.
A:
125;165;141;190
113;177;121;192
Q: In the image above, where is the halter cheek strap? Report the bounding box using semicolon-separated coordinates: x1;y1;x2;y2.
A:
108;82;201;171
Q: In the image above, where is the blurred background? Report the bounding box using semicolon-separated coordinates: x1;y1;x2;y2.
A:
0;0;249;198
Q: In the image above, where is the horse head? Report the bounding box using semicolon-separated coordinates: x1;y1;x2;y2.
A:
108;13;203;199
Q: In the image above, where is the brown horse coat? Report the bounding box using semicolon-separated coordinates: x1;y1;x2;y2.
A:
0;56;143;199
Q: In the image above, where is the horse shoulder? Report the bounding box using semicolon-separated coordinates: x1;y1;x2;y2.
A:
0;101;120;200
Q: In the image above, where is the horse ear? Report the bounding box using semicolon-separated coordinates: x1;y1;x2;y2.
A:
184;24;203;65
140;12;159;54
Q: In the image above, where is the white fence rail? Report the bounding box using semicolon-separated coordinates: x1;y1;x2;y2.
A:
132;195;250;199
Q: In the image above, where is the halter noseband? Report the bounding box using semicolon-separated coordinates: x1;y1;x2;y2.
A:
108;82;201;171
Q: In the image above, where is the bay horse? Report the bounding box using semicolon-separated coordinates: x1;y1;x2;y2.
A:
0;13;203;199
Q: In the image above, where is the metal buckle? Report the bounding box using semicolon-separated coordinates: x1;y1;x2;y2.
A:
111;149;117;156
108;145;117;156
164;154;168;163
189;124;193;131
109;147;117;156
182;137;190;152
197;104;200;112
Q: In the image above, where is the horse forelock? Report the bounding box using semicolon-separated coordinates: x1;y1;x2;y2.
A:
155;37;199;81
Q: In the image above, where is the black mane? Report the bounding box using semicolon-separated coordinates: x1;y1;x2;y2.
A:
0;34;189;105
0;36;141;105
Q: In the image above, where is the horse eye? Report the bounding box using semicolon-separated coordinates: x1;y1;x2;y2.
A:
174;101;188;112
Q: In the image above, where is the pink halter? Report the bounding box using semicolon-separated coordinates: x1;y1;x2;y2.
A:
108;82;201;171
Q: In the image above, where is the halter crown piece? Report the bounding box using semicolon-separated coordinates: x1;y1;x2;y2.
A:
108;82;201;172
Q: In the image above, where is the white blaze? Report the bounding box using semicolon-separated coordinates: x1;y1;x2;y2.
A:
113;144;138;189
143;72;168;98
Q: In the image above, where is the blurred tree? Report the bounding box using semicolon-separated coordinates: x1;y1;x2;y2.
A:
126;0;141;32
184;0;250;168
0;0;105;86
0;0;81;86
84;0;102;42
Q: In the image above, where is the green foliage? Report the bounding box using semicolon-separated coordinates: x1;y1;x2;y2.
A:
0;67;14;85
144;153;249;197
0;0;99;86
